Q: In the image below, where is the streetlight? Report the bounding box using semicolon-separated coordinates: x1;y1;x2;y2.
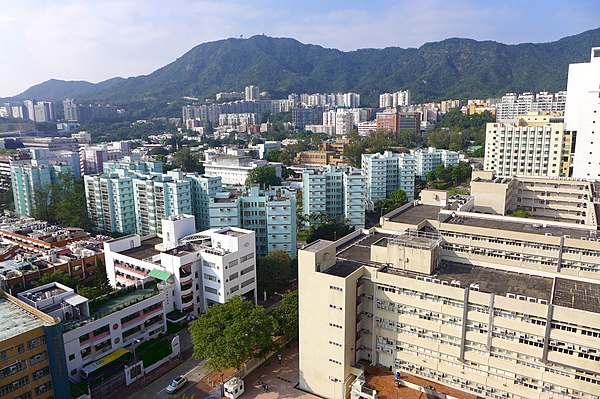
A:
132;338;142;362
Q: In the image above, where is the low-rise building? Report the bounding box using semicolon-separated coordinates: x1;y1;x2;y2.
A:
17;281;168;384
203;155;282;185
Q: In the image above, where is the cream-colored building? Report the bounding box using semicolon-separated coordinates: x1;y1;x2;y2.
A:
298;181;600;399
484;112;573;178
470;171;597;226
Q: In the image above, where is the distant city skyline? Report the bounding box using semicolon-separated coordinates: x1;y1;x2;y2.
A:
1;0;599;97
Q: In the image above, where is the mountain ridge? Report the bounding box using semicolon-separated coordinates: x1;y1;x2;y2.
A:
9;28;600;105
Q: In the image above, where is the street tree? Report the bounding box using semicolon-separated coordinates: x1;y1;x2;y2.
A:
189;296;279;371
257;251;293;298
271;290;298;337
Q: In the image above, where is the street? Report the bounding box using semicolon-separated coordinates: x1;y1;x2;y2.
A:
126;329;212;399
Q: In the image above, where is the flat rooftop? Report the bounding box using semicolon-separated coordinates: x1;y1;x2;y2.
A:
120;236;163;260
89;285;158;318
0;297;51;342
387;204;443;225
334;232;392;268
444;214;594;239
301;239;333;253
218;228;247;237
554;279;600;313
432;262;553;301
324;229;600;313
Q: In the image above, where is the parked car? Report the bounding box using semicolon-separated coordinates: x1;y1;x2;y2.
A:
166;376;188;394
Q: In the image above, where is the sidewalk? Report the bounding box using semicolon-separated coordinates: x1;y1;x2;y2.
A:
238;340;318;399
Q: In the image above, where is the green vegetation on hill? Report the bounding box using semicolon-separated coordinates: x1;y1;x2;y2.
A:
8;28;600;108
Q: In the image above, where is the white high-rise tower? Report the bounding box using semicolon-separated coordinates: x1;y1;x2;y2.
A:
566;48;600;179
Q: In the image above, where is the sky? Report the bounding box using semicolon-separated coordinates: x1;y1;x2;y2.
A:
1;0;599;97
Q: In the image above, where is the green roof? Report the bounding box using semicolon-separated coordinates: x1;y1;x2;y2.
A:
148;269;173;281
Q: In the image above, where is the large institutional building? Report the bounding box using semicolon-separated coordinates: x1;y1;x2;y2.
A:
298;172;600;399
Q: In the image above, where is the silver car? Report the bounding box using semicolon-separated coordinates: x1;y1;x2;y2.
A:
165;375;188;394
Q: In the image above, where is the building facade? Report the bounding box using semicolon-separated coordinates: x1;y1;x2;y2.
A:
208;186;297;257
566;47;600;179
362;151;416;202
484;113;572;178
203;155;282;186
379;90;411;108
411;147;459;178
298;178;600;399
302;166;366;230
11;161;73;217
0;289;70;399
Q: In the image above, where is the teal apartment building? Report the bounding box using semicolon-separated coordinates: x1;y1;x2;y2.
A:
11;160;73;217
361;151;416;203
302;165;366;230
209;186;297;256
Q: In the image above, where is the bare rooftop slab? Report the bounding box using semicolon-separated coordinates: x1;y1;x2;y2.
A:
554;279;600;313
445;214;594;239
120;236;163;260
0;297;51;342
387;204;443;225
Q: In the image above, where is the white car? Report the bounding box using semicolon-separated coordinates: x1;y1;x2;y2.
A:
166;376;188;394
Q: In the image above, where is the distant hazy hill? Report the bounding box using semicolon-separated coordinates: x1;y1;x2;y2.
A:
11;28;600;105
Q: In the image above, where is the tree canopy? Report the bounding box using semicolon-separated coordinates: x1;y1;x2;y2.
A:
427;162;472;186
245;166;281;188
271;290;298;337
32;173;91;230
306;220;354;243
256;251;294;298
173;147;204;173
390;189;408;206
189;296;279;371
34;270;77;289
